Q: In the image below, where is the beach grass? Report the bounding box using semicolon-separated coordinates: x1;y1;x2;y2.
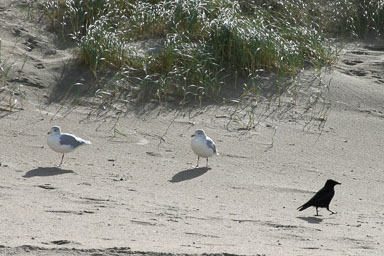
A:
43;0;384;103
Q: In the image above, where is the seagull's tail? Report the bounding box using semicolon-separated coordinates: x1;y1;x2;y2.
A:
81;139;92;145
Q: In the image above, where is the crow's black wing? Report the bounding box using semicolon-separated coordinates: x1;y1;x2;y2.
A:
297;187;334;211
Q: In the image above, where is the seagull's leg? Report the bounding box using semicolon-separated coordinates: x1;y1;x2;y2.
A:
58;153;64;167
327;207;336;215
315;207;319;216
206;157;209;168
195;156;200;168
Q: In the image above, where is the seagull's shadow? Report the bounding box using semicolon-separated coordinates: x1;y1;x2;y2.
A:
297;216;323;224
170;167;210;183
23;167;75;178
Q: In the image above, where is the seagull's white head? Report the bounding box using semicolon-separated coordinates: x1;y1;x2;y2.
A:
191;129;206;138
48;126;61;135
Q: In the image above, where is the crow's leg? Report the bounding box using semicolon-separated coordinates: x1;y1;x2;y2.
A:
327;207;336;215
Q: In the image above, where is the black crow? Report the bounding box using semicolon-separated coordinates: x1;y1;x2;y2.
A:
297;179;341;216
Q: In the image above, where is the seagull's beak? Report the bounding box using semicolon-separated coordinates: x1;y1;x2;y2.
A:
47;131;51;135
191;134;195;137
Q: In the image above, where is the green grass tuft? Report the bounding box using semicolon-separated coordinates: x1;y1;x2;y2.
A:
43;0;384;103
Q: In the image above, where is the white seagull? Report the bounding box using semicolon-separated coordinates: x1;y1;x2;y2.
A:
191;129;218;168
47;126;91;167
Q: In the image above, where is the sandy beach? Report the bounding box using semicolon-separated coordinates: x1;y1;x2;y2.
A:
1;1;384;255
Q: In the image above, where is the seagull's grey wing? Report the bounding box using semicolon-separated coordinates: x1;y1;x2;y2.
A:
206;139;216;154
60;134;85;148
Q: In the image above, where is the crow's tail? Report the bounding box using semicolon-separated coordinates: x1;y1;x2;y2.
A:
297;203;310;211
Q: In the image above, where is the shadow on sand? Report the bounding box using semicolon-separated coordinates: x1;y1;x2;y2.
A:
23;167;75;178
297;216;323;224
169;167;210;183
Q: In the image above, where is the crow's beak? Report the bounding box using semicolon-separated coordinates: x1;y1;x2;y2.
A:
191;134;195;137
47;131;51;135
336;182;341;185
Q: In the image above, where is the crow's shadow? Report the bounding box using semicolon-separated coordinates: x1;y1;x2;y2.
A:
170;167;210;183
23;167;75;178
297;216;323;224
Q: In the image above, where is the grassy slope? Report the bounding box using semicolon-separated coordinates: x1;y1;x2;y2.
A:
42;0;384;103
